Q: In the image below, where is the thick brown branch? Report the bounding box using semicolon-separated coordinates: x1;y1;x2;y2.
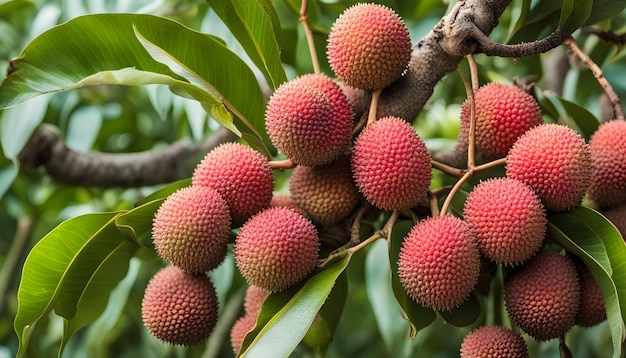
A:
18;125;236;188
473;27;569;57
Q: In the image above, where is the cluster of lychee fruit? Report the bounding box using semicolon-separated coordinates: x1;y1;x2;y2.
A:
138;1;624;354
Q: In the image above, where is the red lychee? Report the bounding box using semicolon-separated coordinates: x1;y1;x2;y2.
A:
506;124;592;212
398;215;480;311
265;74;353;167
504;251;580;341
574;259;606;327
588;119;626;208
230;314;256;355
192;142;274;226
460;82;543;159
243;285;270;316
141;266;218;346
235;207;319;292
603;203;626;239
152;186;231;273
460;325;529;358
463;177;546;266
352;116;431;211
327;3;412;90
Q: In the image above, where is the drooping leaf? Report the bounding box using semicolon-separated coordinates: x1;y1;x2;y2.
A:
239;254;351;357
585;0;626;25
208;0;287;90
548;206;626;358
14;212;140;357
537;90;600;140
558;0;593;34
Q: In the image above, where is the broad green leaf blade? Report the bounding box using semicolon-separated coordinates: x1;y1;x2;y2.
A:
537;90;600;140
585;0;626;25
208;0;287;90
438;293;481;327
14;212;139;357
388;220;437;339
548;206;626;358
240;254;351;357
133;178;191;207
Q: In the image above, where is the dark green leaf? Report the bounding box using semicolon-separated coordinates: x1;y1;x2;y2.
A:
438;293;481;327
585;0;626;25
559;0;593;33
548;206;626;358
537;90;600;140
133;178;191;207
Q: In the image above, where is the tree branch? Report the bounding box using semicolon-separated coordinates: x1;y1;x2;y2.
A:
19;125;236;188
473;27;569;58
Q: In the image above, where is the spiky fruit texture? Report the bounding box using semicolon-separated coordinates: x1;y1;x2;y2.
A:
141;266;218;346
289;156;360;226
265;74;353;167
506;124;592;212
588;120;626;208
152;186;231;273
463;178;546;266
504;251;580;341
269;194;308;219
230;314;256;355
398;216;480;311
235;207;319;292
575;259;606;327
460;325;529;358
460;82;543;159
243;285;270;315
327;3;412;90
192;142;274;226
352;116;431;211
603;204;626;238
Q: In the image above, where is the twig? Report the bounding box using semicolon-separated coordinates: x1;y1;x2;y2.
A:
440;170;473;216
0;217;33;316
268;158;295;170
300;0;321;74
367;89;383;125
350;203;371;246
427;191;440;217
458;66;477;169
467;54;480;92
431;159;466;178
473;27;569;58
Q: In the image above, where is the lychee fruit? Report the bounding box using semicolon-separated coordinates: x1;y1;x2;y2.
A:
230;314;256;355
235;207;319;292
506;124;592;212
588;119;626;208
327;3;412;90
243;285;270;316
460;325;529;358
289;155;361;226
602;203;626;239
192;142;274;226
352;116;431;211
269;193;308;219
463;177;546;266
574;259;606;327
141;266;219;346
398;215;480;311
265;74;353;167
152;186;231;273
504;251;580;341
460;82;543;159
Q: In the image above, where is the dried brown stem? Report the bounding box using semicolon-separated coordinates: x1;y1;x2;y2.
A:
473;27;569;58
367;89;383;125
268;158;295;170
431;159;466;178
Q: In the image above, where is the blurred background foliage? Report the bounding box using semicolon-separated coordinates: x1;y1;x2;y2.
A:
0;0;624;357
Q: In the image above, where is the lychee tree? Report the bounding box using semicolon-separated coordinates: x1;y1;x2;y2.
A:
0;0;626;357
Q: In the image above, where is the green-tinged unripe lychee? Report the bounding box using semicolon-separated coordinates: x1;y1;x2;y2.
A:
398;216;480;311
290;155;361;226
504;251;580;341
574;259;606;327
327;3;412;90
230;314;256;355
588;119;626;208
506;124;592;212
243;285;270;316
464;178;546;266
235;207;319;292
603;204;626;239
352;116;431;211
460;83;543;159
460;325;529;358
192;142;274;226
152;186;231;273
265;75;353;167
141;266;218;346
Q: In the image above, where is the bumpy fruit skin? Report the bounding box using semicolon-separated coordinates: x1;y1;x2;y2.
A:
602;204;626;239
230;314;256;355
192;142;274;226
460;325;529;358
141;266;218;346
460;82;543;159
152;186;231;273
588;120;626;208
289;155;361;226
575;259;606;327
269;194;308;218
235;207;319;292
398;216;480;311
506;124;592;212
352;116;431;211
504;251;580;341
327;3;412;90
265;74;353;167
463;178;546;266
243;285;270;315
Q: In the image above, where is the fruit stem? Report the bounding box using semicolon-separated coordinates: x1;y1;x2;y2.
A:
350;203;371;246
367;89;383;125
347;232;383;256
564;36;624;121
427;191;440;217
474;157;507;172
559;336;573;358
467;54;479;92
440;170;472;216
431;159;466;178
300;0;321;75
268;158;295;170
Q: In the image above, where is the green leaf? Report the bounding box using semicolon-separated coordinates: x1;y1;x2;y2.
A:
133;178;191;208
14;212;139;357
388;220;437;339
559;0;593;33
548;206;626;358
585;0;626;25
239;254;351;357
115;198;164;243
537;90;600;140
438;293;481;327
208;0;287;90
